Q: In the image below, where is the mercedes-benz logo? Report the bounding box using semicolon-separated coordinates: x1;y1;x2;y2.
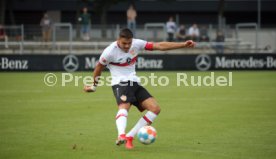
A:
195;54;211;71
63;55;79;72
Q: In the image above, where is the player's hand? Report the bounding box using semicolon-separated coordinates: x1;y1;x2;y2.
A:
184;40;196;48
83;85;96;93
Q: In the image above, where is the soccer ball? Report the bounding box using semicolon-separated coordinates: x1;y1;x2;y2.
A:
137;126;157;145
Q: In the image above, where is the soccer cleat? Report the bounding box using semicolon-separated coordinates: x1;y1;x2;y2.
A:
125;136;134;149
116;134;126;146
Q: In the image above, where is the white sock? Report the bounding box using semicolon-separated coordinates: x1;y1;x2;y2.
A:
126;111;157;138
115;109;128;136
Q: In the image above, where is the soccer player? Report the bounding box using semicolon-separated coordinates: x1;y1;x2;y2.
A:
84;28;195;149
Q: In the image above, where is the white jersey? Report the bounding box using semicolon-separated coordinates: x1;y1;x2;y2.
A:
99;39;153;86
166;21;177;33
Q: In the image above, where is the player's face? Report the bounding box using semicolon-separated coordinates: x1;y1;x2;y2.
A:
118;38;132;52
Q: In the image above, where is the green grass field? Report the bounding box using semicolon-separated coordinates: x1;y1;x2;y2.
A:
0;71;276;159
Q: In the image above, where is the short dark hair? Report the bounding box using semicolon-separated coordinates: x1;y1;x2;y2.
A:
119;28;133;39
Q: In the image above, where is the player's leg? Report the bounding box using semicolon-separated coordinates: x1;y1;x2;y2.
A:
4;35;8;48
126;97;160;137
125;85;160;149
140;97;161;115
112;82;133;146
42;31;46;42
125;97;160;149
115;103;131;145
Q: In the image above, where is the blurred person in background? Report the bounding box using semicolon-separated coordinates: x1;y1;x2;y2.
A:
199;25;210;42
126;4;137;36
40;13;53;44
215;30;225;54
0;25;8;48
176;24;187;42
78;7;91;41
187;23;200;42
166;16;177;42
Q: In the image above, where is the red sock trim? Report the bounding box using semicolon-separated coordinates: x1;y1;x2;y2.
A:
115;114;127;120
143;115;152;124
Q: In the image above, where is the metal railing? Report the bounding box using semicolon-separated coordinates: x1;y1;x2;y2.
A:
52;23;73;54
235;23;259;52
0;25;24;53
0;23;275;54
144;23;166;41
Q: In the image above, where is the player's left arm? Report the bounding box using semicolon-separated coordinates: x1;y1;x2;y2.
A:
151;40;195;51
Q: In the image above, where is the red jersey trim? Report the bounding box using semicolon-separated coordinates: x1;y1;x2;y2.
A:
110;56;138;67
145;42;154;51
99;57;107;65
